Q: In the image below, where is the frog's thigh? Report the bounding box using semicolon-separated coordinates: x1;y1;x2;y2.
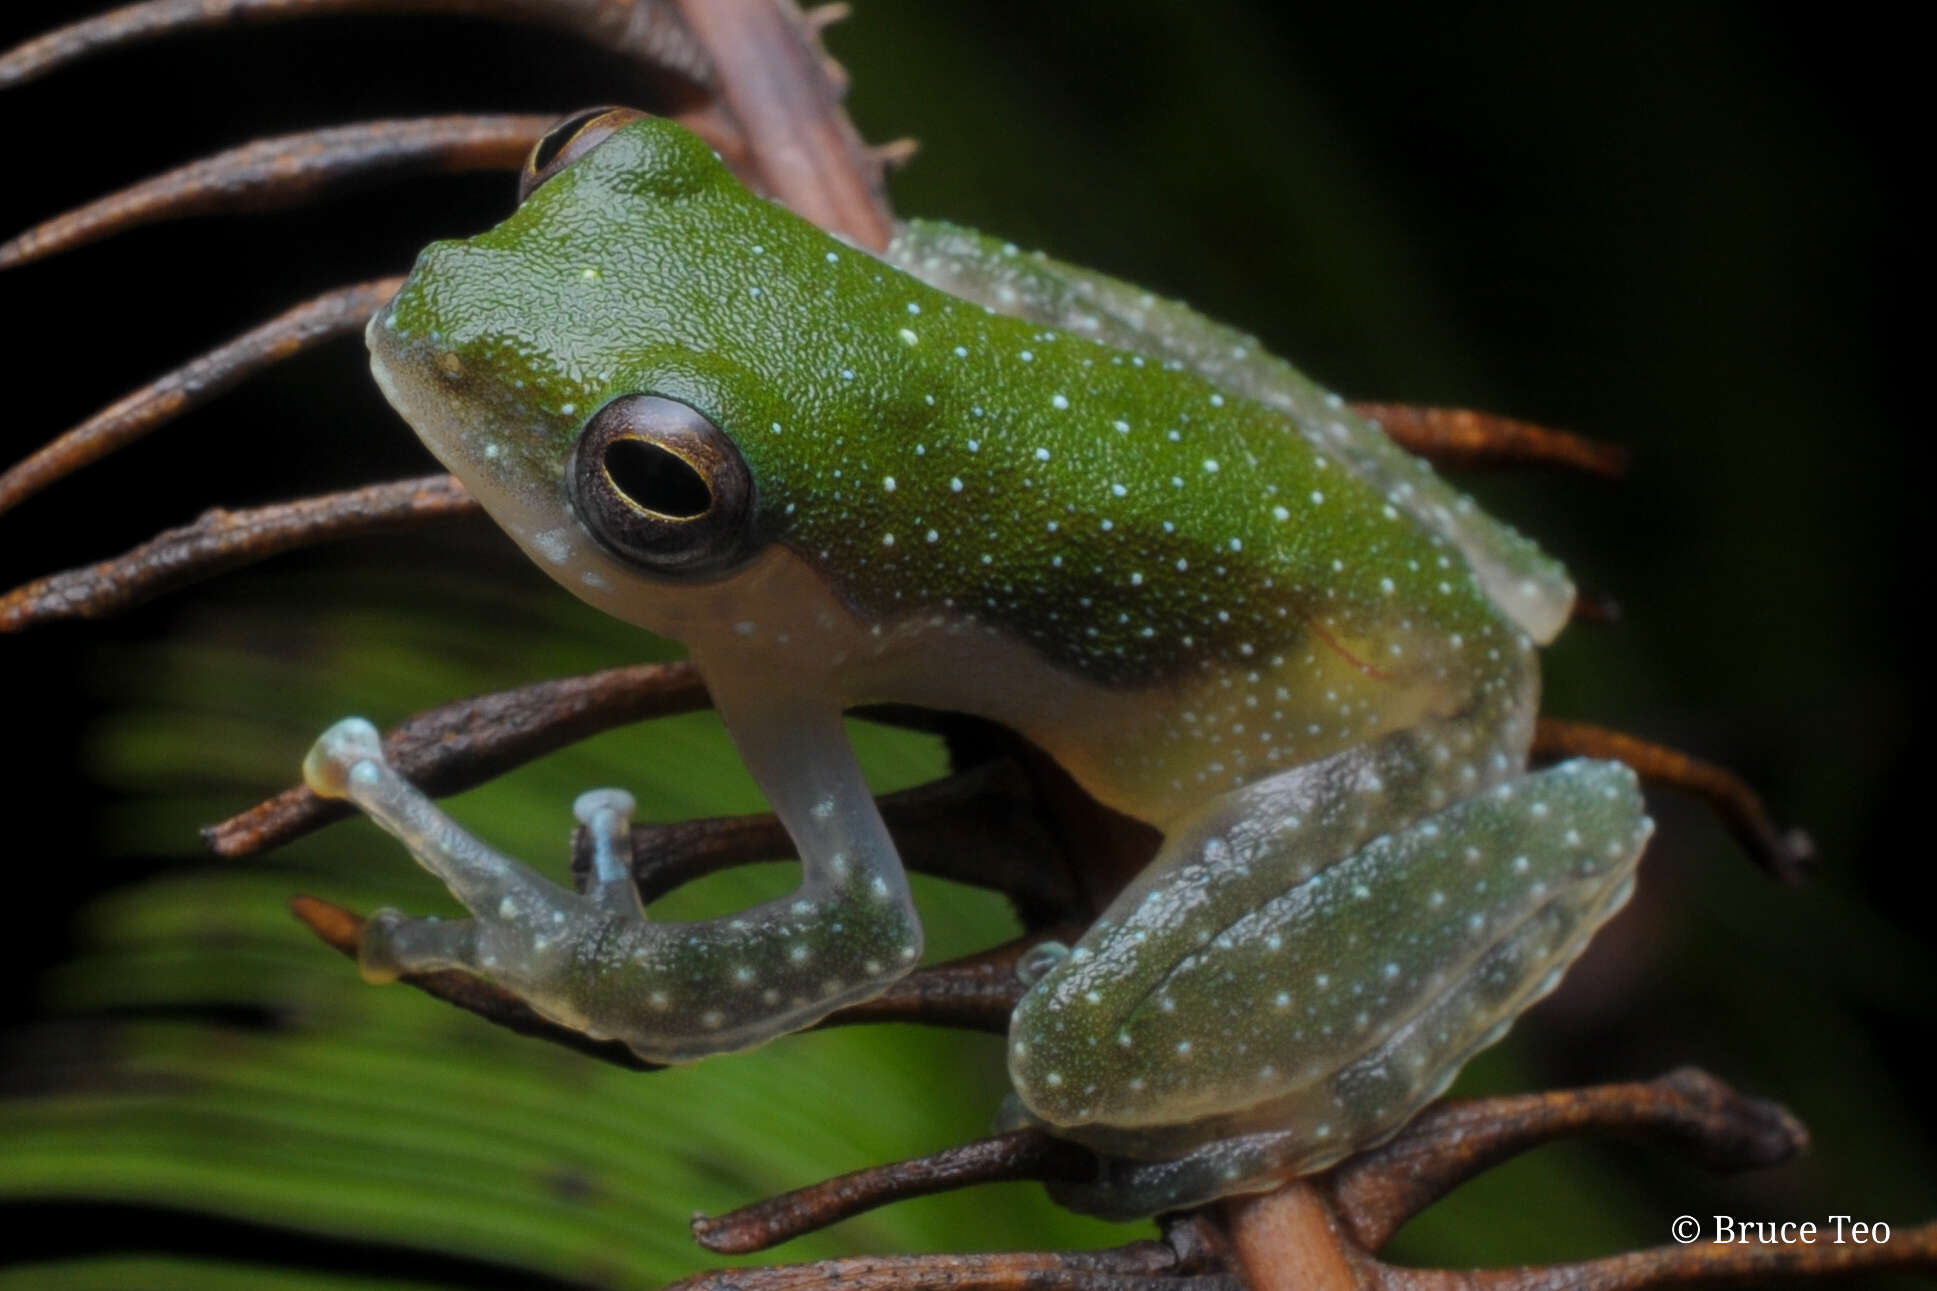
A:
1010;757;1651;1218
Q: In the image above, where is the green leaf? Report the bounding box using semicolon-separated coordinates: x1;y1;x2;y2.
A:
5;571;1133;1287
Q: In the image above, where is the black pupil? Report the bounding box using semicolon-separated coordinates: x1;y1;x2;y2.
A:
532;111;605;172
604;439;712;518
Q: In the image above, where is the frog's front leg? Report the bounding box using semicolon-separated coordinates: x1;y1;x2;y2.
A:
1006;743;1651;1219
302;694;923;1064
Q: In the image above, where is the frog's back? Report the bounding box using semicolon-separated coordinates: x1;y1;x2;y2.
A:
887;221;1577;645
720;259;1533;825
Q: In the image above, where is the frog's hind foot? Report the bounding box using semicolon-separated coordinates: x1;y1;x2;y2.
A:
302;716;923;1065
1010;756;1653;1219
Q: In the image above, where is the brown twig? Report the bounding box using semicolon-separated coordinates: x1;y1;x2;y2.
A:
672;0;892;250
692;1129;1097;1255
586;758;1078;916
1324;1068;1807;1251
667;1245;1239;1291
0;473;477;631
672;1062;1925;1290
1570;587;1624;625
817;923;1052;1033
206;658;708;855
1353;403;1629;479
210;661;1088;917
0;279;403;516
1;2;892;248
1381;1221;1937;1290
0;119;547;269
1229;1146;1934;1291
1533;718;1815;881
0;1;714;96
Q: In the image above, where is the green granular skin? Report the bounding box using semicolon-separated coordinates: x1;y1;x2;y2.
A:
388;117;1507;687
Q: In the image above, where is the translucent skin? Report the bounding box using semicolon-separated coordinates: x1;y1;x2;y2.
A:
325;115;1652;1216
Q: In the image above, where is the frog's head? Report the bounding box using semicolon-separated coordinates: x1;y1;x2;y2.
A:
366;110;840;646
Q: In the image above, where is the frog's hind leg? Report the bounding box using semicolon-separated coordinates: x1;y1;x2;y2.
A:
1007;753;1652;1219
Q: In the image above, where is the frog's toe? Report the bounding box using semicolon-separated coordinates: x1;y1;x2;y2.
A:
573;788;638;825
573;788;646;916
358;908;480;984
302;717;385;799
304;715;584;921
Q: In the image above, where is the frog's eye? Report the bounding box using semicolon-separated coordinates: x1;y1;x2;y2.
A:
519;106;648;202
570;395;757;576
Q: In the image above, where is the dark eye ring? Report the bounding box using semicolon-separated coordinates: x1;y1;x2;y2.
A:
519;106;648;202
569;395;757;577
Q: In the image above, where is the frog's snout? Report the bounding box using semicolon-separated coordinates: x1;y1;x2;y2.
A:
363;292;480;481
364;303;406;409
365;303;431;433
365;280;472;423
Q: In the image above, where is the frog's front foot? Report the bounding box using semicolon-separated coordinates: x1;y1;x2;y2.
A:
302;718;923;1063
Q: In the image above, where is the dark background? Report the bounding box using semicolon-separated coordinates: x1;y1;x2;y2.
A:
1;1;1926;1284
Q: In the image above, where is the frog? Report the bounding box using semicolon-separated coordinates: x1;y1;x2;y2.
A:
300;108;1653;1219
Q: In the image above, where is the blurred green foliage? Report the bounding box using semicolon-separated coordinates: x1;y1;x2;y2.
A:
3;565;1127;1286
1;2;1924;1287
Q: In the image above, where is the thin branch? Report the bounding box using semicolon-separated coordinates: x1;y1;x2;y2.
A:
1386;1220;1937;1291
0;1;713;96
692;1129;1096;1255
586;758;1078;914
1533;718;1815;881
672;0;892;249
1325;1069;1807;1251
207;659;708;855
1570;587;1623;625
1222;1182;1369;1291
667;1246;1238;1291
0;279;402;516
0;118;547;269
0;474;477;632
819;924;1059;1033
1354;403;1629;479
1;2;893;245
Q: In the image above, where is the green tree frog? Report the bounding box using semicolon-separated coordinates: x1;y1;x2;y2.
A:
302;109;1652;1218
